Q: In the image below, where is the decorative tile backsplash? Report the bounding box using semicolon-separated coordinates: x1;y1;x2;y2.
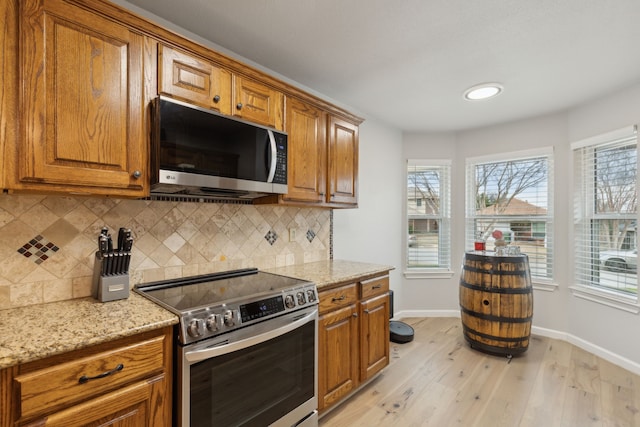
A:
0;195;331;309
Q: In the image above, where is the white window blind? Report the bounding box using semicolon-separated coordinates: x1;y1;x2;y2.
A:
573;126;638;295
465;148;554;282
406;159;451;270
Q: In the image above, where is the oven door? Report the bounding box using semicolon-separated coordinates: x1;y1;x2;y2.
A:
179;306;318;427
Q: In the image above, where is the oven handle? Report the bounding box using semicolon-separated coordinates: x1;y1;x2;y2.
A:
184;308;317;363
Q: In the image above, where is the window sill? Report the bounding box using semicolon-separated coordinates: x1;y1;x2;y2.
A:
404;269;455;279
532;280;559;292
569;284;639;314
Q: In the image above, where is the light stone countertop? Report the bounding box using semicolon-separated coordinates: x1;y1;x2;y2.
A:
264;259;395;289
0;292;178;369
0;260;392;370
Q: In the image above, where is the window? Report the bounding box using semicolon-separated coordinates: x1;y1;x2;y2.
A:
466;148;554;283
573;126;638;299
406;160;451;273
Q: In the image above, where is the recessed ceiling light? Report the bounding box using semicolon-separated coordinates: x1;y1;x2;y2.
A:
463;83;503;101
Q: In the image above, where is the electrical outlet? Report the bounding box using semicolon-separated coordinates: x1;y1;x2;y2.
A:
289;228;297;241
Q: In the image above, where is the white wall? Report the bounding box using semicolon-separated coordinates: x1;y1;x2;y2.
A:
398;83;640;370
113;0;640;369
332;120;404;308
565;84;640;366
402;132;459;313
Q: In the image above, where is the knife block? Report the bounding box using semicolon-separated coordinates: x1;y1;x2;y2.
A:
92;252;130;302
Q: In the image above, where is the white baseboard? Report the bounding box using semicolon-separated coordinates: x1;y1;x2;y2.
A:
395;311;640;376
533;326;640;376
392;309;459;320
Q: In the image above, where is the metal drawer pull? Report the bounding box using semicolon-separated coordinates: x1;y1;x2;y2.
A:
332;295;346;302
371;285;382;289
78;363;124;384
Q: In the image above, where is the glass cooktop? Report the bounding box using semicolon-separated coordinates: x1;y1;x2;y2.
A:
136;268;311;312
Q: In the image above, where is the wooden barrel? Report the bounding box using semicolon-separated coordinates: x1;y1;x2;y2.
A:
459;251;533;355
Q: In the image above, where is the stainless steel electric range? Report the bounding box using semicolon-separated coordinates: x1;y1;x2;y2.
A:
136;268;319;427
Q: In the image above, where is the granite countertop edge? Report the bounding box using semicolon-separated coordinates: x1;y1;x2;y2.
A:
263;259;395;288
0;292;178;369
0;259;393;370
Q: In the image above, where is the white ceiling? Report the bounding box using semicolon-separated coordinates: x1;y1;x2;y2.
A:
124;0;640;132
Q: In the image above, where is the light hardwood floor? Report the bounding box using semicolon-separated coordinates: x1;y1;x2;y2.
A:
319;317;640;427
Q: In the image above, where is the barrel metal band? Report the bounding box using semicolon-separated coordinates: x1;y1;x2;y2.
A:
459;280;532;294
462;265;528;276
462;324;528;343
460;306;532;323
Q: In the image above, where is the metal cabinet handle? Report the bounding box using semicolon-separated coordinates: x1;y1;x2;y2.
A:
363;309;370;314
352;313;358;318
78;363;124;384
372;285;382;289
213;95;220;103
132;170;141;179
332;295;346;302
236;102;243;110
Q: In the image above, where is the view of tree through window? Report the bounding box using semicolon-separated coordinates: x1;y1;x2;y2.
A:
407;161;450;270
466;150;554;281
574;132;638;295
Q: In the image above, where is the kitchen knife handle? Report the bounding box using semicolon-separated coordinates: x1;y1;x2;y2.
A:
124;252;131;274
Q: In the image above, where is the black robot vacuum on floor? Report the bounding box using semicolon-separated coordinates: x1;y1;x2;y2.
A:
389;290;414;343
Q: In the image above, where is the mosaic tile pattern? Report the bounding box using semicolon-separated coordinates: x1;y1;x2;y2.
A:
0;195;331;310
17;235;60;264
306;229;316;243
264;230;278;245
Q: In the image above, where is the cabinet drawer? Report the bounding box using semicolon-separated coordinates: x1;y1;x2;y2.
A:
319;284;358;314
15;335;165;420
360;276;389;299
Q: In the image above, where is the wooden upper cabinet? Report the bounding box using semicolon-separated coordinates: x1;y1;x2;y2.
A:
13;0;147;197
327;115;359;205
158;44;232;114
233;75;284;130
284;97;327;203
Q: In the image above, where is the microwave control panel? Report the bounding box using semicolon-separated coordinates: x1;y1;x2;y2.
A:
273;134;287;184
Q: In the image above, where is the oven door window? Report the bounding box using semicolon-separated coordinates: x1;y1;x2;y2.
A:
189;319;315;427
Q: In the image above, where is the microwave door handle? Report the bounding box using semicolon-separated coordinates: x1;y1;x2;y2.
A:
266;130;277;183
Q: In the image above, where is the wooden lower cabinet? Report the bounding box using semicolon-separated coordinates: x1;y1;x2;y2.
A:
318;302;359;411
318;274;390;414
360;293;390;381
1;327;172;427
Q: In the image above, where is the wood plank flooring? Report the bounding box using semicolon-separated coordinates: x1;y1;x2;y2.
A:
319;317;640;427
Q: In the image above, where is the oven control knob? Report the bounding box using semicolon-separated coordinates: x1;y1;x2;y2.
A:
285;294;296;309
306;290;316;303
187;318;205;338
223;310;237;327
296;291;307;305
206;314;220;332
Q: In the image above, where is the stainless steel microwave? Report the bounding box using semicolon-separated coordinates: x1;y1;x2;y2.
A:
150;96;287;199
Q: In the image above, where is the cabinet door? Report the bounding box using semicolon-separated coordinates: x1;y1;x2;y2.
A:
233;75;284;130
17;0;146;196
360;293;390;382
284;98;327;203
327;115;358;205
158;44;231;114
36;378;160;427
318;304;359;412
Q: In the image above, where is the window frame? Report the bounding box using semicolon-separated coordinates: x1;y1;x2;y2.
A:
465;147;555;287
404;159;453;279
570;125;639;312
